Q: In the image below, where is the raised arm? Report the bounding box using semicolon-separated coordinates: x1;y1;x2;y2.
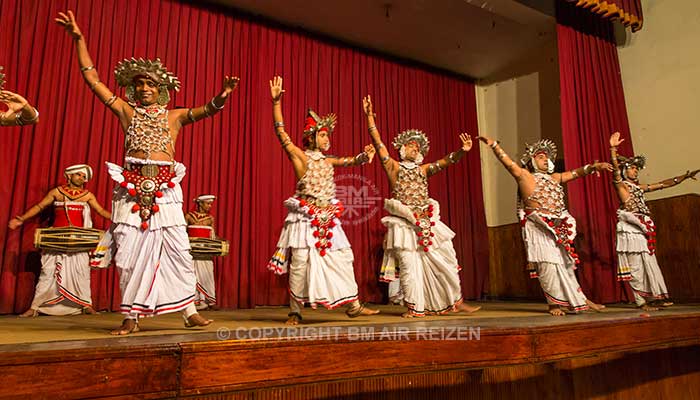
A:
642;169;699;193
363;95;398;176
87;193;112;221
269;76;304;162
423;133;472;178
8;189;59;230
0;90;39;126
56;11;130;123
173;76;239;127
608;131;630;201
477;136;525;180
557;161;612;184
328;144;376;168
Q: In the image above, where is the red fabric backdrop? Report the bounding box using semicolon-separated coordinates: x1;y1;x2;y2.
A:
556;1;634;303
0;0;489;313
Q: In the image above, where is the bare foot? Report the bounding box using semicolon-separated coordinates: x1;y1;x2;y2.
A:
639;303;659;311
586;300;606;312
185;313;213;328
358;306;380;316
655;300;673;308
455;303;481;314
548;305;566;316
401;311;424;318
110;319;140;335
19;308;38;318
286;314;301;325
346;303;380;318
82;306;98;315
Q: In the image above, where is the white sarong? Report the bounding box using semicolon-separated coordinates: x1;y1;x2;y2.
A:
267;197;359;310
379;198;464;316
616;210;669;305
97;157;196;317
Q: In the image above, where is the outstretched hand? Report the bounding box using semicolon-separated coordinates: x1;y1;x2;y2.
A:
610;131;624;147
477;136;495;146
8;218;23;230
684;169;699;181
55;11;83;40
592;161;613;177
222;76;240;96
269;76;284;102
363;95;373;116
364;144;376;163
460;133;473;152
0;90;29;116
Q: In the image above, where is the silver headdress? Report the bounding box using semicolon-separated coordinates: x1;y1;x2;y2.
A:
114;58;181;91
520;139;557;167
0;66;5;90
303;109;337;137
617;154;646;170
114;58;180;105
392;129;430;156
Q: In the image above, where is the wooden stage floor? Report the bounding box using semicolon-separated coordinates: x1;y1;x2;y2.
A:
2;301;700;399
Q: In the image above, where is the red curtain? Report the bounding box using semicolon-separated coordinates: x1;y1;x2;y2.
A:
556;1;634;303
564;0;644;31
0;0;488;313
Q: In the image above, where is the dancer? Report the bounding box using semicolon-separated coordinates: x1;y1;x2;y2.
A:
57;10;239;334
364;95;481;317
609;131;698;310
266;76;380;325
479;135;610;316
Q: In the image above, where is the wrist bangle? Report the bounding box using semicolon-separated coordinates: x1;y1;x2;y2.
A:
187;109;196;122
17;108;39;124
81;65;95;72
367;125;377;132
210;97;224;110
105;95;117;106
375;142;385;150
274;121;285;128
490;140;500;149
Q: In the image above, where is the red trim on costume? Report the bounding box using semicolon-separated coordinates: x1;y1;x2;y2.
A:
544;292;589;312
196;282;217;303
146;262;161;298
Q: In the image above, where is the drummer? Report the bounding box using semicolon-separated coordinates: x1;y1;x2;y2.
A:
185;194;219;311
8;164;111;317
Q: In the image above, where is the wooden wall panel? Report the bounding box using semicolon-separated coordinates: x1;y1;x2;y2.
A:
647;194;700;302
487;223;543;300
